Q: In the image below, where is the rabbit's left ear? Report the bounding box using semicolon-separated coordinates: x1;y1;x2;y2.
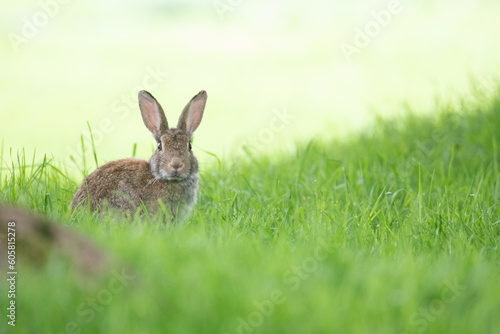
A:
139;90;169;141
177;90;207;137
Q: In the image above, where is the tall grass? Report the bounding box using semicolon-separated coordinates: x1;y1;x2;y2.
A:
1;91;499;334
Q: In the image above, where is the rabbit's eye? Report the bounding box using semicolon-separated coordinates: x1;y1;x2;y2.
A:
157;142;162;151
188;142;192;151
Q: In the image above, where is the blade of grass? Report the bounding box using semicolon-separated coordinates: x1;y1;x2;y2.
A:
200;148;222;171
30;149;37;180
87;121;99;169
447;143;455;183
132;143;137;158
0;139;4;183
80;134;87;177
418;163;423;224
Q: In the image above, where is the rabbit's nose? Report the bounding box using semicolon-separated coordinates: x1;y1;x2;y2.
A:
170;161;184;171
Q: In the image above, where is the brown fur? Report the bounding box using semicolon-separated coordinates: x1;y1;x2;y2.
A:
0;205;110;275
70;90;207;219
70;157;198;218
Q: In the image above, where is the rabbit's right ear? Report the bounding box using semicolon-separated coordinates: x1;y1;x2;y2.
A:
177;90;207;138
138;90;168;141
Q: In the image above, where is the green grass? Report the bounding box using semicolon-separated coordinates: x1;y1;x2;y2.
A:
1;91;500;334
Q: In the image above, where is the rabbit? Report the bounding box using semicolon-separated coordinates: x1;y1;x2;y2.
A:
70;90;207;220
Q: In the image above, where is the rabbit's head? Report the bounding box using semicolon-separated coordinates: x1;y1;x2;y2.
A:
138;90;207;181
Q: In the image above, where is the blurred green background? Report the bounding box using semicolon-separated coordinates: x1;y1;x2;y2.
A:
1;2;500;333
1;0;499;171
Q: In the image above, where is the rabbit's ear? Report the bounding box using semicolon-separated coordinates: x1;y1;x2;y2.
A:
177;90;207;137
138;91;168;141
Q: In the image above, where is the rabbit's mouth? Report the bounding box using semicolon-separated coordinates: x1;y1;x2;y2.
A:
167;175;185;181
160;170;187;182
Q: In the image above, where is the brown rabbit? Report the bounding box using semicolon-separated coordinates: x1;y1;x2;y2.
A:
70;90;207;220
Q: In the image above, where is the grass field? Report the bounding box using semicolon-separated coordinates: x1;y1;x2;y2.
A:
2;1;500;333
0;88;499;334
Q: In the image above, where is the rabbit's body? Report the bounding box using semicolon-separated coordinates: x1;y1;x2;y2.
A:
70;90;207;220
70;158;198;218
